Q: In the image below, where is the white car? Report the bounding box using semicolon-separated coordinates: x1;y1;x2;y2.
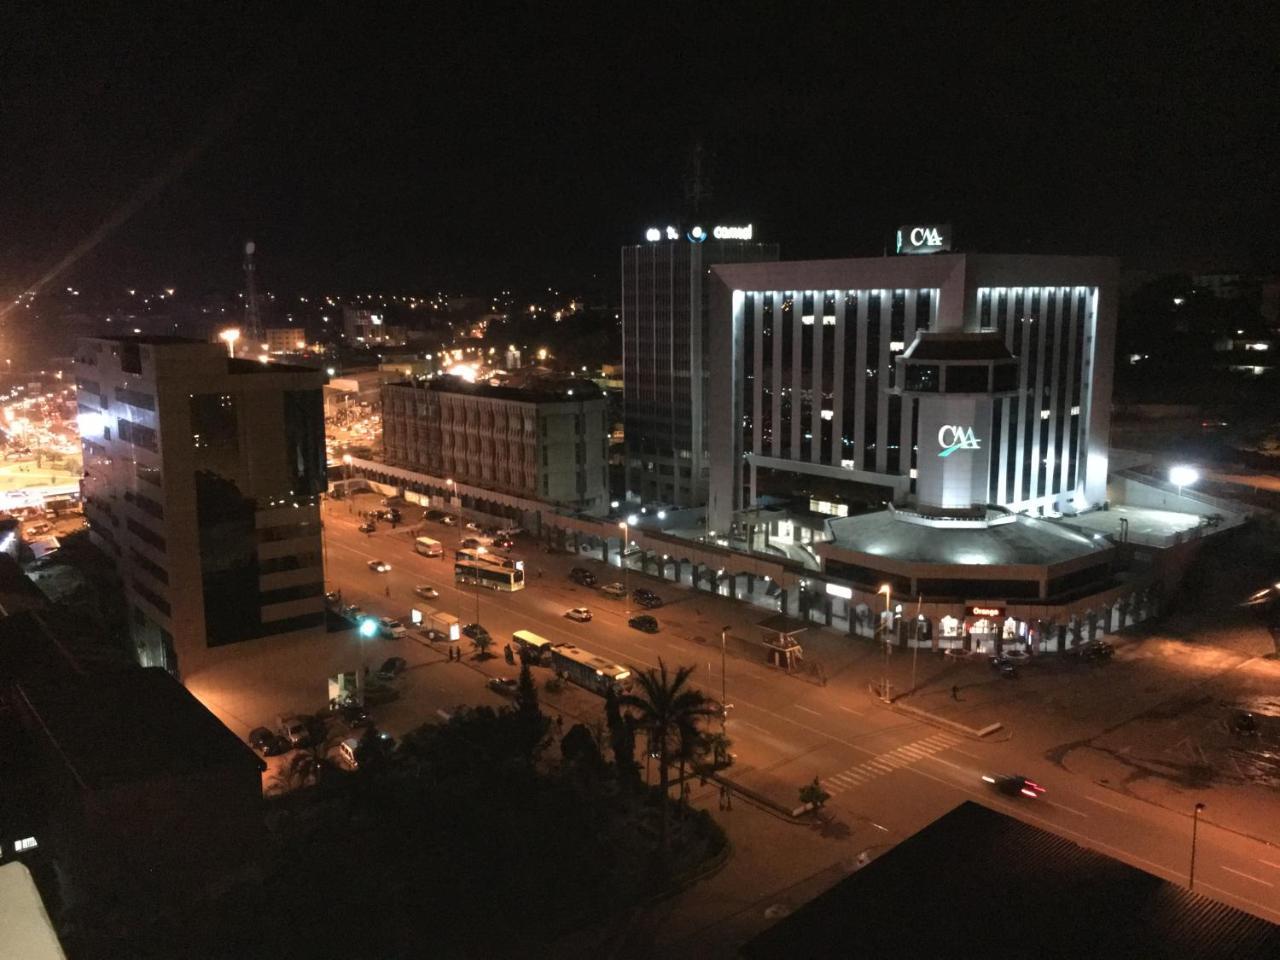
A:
414;584;439;600
465;521;484;533
379;617;407;639
367;560;392;573
565;607;593;623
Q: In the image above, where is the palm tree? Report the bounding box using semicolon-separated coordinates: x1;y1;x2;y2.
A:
620;659;719;850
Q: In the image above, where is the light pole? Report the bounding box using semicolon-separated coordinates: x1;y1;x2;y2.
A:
1170;464;1199;500
471;545;486;627
342;454;354;513
219;327;240;358
618;517;635;617
878;583;892;701
911;595;923;696
1189;801;1206;890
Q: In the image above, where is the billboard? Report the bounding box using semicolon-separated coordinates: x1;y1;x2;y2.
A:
896;224;952;255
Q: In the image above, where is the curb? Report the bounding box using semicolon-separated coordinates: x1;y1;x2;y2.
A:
884;699;1004;739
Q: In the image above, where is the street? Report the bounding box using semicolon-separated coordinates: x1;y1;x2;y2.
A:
188;492;1280;929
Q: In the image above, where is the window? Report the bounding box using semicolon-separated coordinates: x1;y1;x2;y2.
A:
117;417;158;452
905;364;940;392
945;366;990;393
127;517;166;552
190;393;238;452
115;386;156;411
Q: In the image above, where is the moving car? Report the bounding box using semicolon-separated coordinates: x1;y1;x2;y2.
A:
460;538;483;550
486;677;518;698
440;514;458;526
378;616;407;639
599;582;627;600
277;714;312;749
629;614;659;634
989;656;1018;678
414;584;440;600
565;607;593;622
632;588;663;609
358;520;377;534
367;559;392;573
248;726;288;756
492;535;514;550
1231;711;1260;737
465;521;483;533
982;774;1046;799
377;656;408;681
569;567;597;587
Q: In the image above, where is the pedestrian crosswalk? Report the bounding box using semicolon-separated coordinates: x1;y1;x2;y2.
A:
823;732;962;795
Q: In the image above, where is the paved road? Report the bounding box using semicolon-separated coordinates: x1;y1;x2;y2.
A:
199;493;1280;925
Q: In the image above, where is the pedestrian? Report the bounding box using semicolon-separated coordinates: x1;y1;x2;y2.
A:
384;585;390;598
555;714;563;733
951;684;960;701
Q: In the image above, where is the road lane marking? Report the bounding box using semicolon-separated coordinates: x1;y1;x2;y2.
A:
949;747;982;761
1045;800;1087;818
1259;859;1280;870
794;704;822;717
1220;865;1275;887
737;720;770;736
1084;795;1127;813
837;705;864;717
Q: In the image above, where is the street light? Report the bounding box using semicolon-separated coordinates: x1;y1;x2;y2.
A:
342;454;354;513
1189;801;1206;890
1170;465;1199;498
219;328;240;358
878;583;892;701
618;520;630;616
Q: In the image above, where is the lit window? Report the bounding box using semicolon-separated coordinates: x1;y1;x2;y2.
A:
1040;409;1051;420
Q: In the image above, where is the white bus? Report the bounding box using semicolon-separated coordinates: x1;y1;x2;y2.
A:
457;547;518;570
415;536;443;558
455;557;526;592
549;643;632;696
512;629;557;664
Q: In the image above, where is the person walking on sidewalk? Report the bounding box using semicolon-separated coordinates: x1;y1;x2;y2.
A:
952;684;960;701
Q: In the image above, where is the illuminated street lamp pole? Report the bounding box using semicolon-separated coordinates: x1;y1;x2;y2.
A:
878;583;892;701
342;454;354;513
618;520;630;617
1189;801;1206;890
1170;464;1199;500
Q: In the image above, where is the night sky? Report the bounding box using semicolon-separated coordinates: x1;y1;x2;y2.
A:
2;5;1276;297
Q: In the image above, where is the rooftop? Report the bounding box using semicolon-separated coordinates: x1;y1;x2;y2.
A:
16;667;264;790
390;374;604;404
902;331;1017;361
89;334;205;346
823;508;1112;569
743;802;1280;960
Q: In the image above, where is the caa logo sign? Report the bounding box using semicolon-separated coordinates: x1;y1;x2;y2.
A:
937;425;981;457
909;226;943;247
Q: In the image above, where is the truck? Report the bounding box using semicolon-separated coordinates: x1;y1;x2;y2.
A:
410;605;460;643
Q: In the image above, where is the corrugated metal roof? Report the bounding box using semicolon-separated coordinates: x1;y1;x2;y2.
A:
742;802;1280;959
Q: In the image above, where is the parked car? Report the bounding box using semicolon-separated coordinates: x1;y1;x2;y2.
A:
339;730;396;770
248;726;288;757
367;559;392;573
1231;711;1260;737
440;515;458;526
324;591;342;609
358;521;377;534
600;582;627;600
336;703;371;729
1078;642;1115;662
277;714;312;749
460;538;482;550
425;509;447;522
492;536;514;550
377;656;408;681
632;588;663;609
565;607;593;622
629;614;659;634
989;657;1018;679
462;623;491;643
486;677;518;698
340;603;363;622
414;584;439;600
26;522;52;536
378;616;407;639
569;567;597;587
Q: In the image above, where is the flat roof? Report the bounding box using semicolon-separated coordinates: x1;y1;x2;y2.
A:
88;334;205;346
17;667;264;789
387;374;604;404
743;802;1280;959
903;331;1016;361
824;509;1111;569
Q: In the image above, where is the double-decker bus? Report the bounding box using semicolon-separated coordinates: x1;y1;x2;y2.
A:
549;643;632;696
414;536;443;558
454;554;525;591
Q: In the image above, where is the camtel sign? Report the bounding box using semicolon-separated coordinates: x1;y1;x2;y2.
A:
937;424;981;457
896;223;952;255
645;223;753;243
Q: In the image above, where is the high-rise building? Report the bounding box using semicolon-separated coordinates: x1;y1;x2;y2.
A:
74;336;327;677
707;249;1118;531
381;375;610;515
622;224;778;507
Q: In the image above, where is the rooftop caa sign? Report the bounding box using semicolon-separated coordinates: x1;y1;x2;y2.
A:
896;223;952;255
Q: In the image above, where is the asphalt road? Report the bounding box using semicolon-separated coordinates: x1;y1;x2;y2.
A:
279;494;1280;923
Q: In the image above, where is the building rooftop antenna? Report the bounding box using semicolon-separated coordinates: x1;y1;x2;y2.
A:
683;141;713;218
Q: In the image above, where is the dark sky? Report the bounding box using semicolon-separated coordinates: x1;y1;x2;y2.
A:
2;4;1276;298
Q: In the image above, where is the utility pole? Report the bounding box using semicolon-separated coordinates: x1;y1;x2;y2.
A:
1189;802;1206;890
910;595;923;695
243;240;263;352
878;584;892;700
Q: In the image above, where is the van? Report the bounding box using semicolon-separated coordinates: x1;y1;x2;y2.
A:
339;737;361;769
